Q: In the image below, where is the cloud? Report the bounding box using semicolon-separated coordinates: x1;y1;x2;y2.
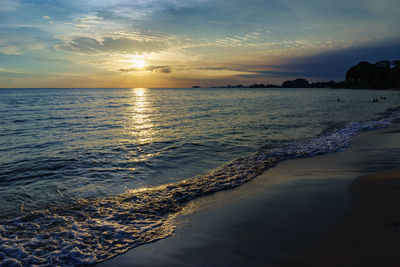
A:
0;0;19;12
0;69;60;79
0;45;21;56
42;15;54;23
231;39;400;81
0;69;23;77
238;70;312;79
273;39;400;80
0;68;95;88
0;27;49;55
56;36;168;55
119;65;172;73
148;66;172;73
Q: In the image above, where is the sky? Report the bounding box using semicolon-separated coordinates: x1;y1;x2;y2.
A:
0;0;399;88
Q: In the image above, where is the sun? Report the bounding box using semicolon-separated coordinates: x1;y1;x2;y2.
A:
133;59;146;69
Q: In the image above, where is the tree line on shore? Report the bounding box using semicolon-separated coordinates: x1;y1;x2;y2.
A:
339;60;400;89
205;60;400;89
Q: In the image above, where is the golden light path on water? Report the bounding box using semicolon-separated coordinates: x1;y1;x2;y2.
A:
126;88;157;164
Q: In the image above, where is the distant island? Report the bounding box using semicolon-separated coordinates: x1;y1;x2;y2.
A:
206;60;400;90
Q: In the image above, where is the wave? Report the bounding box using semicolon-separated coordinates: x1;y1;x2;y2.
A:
0;108;399;266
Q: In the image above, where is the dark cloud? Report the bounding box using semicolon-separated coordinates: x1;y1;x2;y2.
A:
56;37;167;55
191;66;311;79
119;65;172;74
241;39;400;81
281;39;400;80
153;66;172;73
146;65;172;73
239;70;312;79
119;68;136;72
195;67;236;71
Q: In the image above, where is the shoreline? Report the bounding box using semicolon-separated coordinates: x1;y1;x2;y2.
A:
98;121;400;266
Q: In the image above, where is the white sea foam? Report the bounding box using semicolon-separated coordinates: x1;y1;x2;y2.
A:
0;111;398;266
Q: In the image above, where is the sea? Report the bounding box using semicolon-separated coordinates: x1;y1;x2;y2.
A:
0;87;400;266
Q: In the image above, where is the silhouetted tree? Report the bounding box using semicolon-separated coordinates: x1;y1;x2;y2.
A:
249;84;266;88
393;60;400;88
282;78;309;88
345;60;397;89
392;60;400;68
377;60;391;68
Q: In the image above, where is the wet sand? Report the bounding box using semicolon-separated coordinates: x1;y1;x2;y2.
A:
98;123;400;267
293;170;400;267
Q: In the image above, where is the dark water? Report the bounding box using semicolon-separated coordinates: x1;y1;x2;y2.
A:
0;88;399;266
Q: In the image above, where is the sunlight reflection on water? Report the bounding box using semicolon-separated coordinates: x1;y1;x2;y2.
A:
128;88;154;144
125;88;158;163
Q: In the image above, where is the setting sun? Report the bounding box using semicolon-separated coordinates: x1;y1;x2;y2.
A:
133;59;146;69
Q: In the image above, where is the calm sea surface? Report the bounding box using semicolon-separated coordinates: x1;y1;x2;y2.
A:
0;88;399;265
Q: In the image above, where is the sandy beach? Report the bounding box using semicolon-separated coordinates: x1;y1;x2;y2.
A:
98;122;400;267
292;169;400;267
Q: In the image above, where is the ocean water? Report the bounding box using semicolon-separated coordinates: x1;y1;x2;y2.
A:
0;87;399;266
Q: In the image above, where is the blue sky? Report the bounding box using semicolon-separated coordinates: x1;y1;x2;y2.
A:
0;0;399;87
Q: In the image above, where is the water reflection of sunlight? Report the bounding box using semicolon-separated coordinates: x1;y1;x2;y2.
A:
135;88;145;97
127;88;154;145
